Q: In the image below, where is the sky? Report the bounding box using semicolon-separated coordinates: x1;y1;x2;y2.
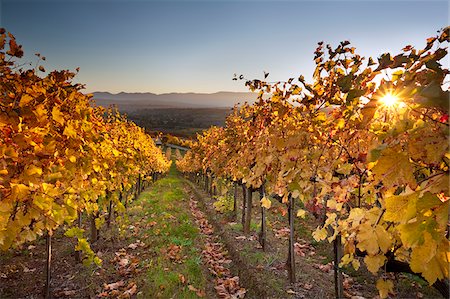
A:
1;0;448;94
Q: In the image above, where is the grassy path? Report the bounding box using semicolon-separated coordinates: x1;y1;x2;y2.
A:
128;164;212;298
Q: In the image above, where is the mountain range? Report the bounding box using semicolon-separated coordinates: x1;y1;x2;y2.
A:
91;91;258;112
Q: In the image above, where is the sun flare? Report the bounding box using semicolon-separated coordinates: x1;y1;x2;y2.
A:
379;93;399;107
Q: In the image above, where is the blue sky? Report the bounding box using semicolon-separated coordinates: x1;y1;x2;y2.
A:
1;0;448;94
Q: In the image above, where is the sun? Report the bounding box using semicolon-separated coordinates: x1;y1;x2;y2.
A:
379;93;399;107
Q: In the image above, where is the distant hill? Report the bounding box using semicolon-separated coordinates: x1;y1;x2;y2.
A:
90;91;258;112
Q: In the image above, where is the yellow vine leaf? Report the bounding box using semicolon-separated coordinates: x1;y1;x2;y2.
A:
410;232;447;284
327;199;343;211
51;106;65;125
364;254;386;274
63;122;77;138
33;105;47;122
384;192;415;223
33;195;53;211
312;227;328;242
25;165;42;176
347;208;364;228
336;118;345;129
19;94;33;107
352;258;360;271
356;222;379;255
260;196;271;209
10;183;30;201
296;209;306;218
112;148;120;157
339;253;353;267
371;149;416;189
374;225;393;253
376;278;394;299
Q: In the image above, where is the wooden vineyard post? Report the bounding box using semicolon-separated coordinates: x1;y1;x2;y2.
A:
259;185;267;251
138;173;142;193
233;182;238;221
287;194;296;283
91;214;98;242
75;212;82;262
107;199;113;228
209;175;213;196
45;231;52;299
244;187;252;235
334;233;344;299
241;184;247;229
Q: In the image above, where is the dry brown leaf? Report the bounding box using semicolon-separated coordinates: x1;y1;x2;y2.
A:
128;243;138;250
104;280;125;291
234;288;246;298
97;291;109;297
287;289;297;295
120;283;137;298
119;258;129;267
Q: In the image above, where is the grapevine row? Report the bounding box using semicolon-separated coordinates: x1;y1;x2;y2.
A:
0;29;171;295
177;28;449;298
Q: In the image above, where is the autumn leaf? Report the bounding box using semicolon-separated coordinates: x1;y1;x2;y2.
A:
260;196;271;209
51;106;65;125
364;254;386;274
376;278;394;299
296;209;306;218
104;280;125;291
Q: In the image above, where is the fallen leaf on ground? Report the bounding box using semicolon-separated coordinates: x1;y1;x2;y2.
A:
104;280;125;291
287;289;297;294
119;258;129;267
120;283;137;298
128;243;138;250
275;227;290;239
315;262;333;273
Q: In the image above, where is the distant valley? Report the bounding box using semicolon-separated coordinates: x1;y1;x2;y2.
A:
91;91;258;112
90;91;258;136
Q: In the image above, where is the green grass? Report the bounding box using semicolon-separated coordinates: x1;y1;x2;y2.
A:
228;221;260;233
130;164;207;298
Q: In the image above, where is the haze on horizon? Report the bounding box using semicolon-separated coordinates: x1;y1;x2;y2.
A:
1;0;448;95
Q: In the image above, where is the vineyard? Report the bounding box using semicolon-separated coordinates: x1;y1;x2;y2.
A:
1;26;449;299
